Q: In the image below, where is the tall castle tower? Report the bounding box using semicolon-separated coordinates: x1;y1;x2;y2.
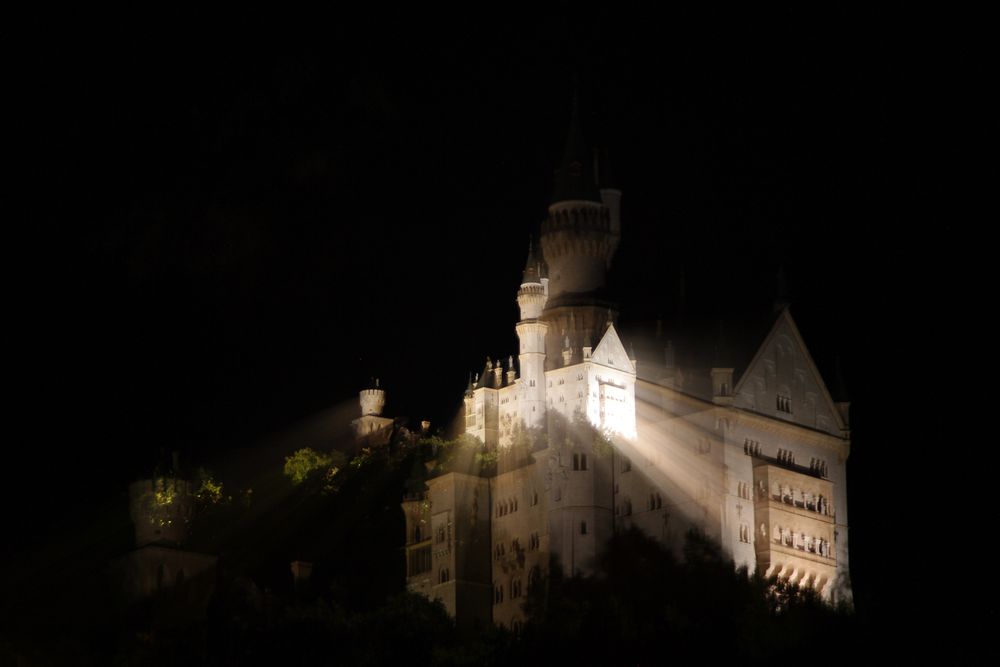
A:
539;96;622;368
351;379;395;447
516;240;548;428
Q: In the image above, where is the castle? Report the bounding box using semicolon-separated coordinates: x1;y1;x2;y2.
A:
399;105;854;629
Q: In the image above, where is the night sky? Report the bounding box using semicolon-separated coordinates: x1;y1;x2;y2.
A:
16;5;946;625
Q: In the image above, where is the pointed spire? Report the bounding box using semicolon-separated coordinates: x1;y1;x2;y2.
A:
522;236;543;284
552;92;601;204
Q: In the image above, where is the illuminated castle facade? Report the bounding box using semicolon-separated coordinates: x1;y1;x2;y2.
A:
401;107;853;628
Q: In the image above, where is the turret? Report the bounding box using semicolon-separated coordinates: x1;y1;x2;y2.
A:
360;378;386;416
540;96;620;301
515;242;548;427
353;379;394;444
517;237;548;320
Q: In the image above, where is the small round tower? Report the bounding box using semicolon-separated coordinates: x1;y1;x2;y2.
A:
360;378;386;416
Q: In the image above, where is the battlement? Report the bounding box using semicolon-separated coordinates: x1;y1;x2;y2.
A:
360;386;386;416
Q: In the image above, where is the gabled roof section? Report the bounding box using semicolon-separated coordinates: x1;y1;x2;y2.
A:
590;323;635;375
733;308;847;437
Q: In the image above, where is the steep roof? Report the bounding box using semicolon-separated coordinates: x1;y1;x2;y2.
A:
551;95;601;204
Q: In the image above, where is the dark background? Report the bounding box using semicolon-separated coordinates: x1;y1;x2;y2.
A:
15;4;946;630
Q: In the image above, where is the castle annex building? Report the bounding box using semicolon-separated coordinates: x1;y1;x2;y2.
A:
400;107;853;628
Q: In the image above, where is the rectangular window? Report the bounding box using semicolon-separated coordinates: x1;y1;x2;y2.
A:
580;521;588;535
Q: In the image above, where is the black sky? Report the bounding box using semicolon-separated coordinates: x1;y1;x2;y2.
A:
16;5;946;622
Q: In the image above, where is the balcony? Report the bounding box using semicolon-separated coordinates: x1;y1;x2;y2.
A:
763;540;835;567
755;494;834;524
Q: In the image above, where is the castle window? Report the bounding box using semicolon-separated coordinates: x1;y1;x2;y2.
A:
580;454;587;470
531;491;538;506
624;498;632;516
512;497;518;512
573;453;580;470
580;521;588;535
414;525;422;542
777;394;791;413
530;380;535;387
655;493;662;509
495;585;504;604
439;568;450;584
436;526;446;544
739;524;750;543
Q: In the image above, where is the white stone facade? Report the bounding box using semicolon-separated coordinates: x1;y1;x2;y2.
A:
402;125;853;626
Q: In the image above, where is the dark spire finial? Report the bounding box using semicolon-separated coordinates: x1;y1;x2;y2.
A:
552;92;601;204
522;234;544;284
